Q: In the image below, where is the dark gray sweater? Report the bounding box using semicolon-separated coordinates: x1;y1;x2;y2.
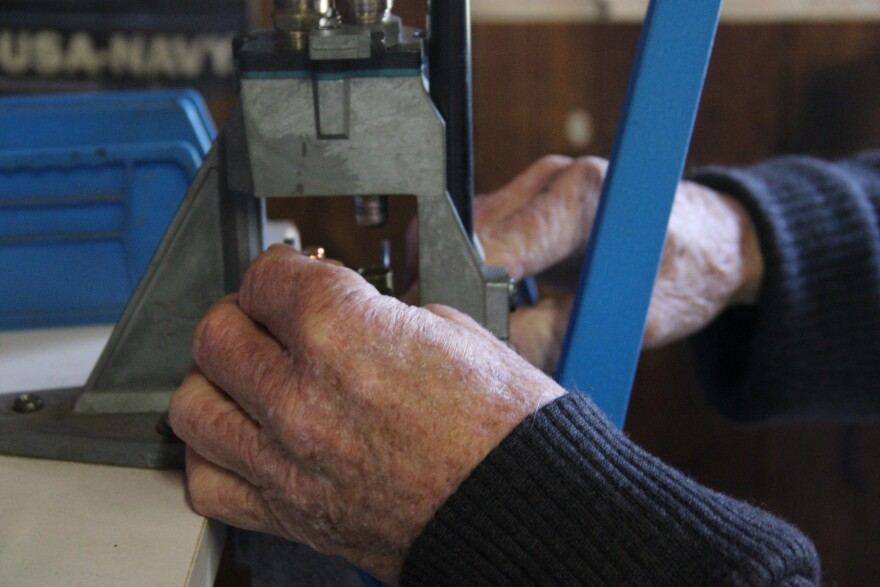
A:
401;152;880;586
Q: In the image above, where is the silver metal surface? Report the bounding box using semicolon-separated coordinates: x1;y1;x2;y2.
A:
0;105;264;467
240;75;509;338
314;78;352;137
378;15;402;47
76;103;265;416
241;77;442;197
0;388;184;468
333;0;401;46
309;26;372;60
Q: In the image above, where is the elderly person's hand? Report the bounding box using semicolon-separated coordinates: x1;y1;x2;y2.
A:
477;156;765;373
168;245;565;585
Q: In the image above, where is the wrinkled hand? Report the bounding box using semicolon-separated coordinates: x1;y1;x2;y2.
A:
168;245;565;585
476;155;764;372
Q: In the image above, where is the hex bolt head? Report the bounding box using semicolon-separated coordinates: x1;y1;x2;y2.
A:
12;393;44;414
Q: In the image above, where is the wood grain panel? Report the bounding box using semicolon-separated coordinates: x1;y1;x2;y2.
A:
472;22;880;587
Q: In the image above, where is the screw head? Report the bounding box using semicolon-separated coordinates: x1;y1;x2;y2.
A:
12;393;44;414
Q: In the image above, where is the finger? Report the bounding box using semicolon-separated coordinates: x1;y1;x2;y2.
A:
238;245;378;352
189;297;294;428
169;368;287;485
509;295;573;374
474;155;573;228
479;157;607;280
184;446;274;533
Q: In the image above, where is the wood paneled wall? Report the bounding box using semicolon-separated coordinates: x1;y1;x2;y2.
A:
471;22;880;587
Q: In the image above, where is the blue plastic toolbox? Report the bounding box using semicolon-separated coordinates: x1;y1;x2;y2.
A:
0;90;216;329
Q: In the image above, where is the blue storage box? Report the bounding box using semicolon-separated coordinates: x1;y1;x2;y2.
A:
0;90;216;329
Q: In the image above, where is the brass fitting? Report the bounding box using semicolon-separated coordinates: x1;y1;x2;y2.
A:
273;0;324;50
336;0;393;26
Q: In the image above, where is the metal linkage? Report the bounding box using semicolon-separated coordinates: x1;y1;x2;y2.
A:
556;0;724;428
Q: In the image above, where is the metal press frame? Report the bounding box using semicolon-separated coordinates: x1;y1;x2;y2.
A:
0;0;509;469
0;0;724;467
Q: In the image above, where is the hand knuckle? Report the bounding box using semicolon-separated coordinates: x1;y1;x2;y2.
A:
167;388;192;431
241;247;290;306
193;305;229;358
297;275;372;345
539;154;572;169
572;157;603;181
169;378;213;434
184;461;217;513
241;429;275;483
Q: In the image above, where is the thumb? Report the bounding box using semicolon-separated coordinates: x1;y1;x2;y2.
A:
474;155;573;229
509;295;574;374
478;157;608;280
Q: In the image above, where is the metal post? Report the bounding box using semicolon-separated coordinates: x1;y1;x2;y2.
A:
556;0;724;428
428;0;475;239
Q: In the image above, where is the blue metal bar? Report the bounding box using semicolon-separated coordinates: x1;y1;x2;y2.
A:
556;0;724;428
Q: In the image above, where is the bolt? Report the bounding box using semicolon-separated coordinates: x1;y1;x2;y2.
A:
273;0;323;50
336;0;391;25
12;393;44;414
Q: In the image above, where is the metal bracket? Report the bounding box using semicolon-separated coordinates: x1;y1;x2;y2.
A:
0;104;263;468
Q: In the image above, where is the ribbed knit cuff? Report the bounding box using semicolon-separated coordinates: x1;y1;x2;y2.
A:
401;394;819;586
690;153;880;421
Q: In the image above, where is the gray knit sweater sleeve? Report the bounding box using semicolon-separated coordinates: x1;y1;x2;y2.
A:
401;394;819;586
689;152;880;421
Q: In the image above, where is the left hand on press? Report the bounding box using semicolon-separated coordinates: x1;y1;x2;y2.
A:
168;245;565;584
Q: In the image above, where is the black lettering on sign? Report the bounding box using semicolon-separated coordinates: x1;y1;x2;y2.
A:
0;30;235;81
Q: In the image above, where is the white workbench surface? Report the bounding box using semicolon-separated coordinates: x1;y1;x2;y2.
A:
0;326;224;587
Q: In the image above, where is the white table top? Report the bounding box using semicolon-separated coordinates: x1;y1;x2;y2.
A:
0;325;112;394
0;326;223;587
